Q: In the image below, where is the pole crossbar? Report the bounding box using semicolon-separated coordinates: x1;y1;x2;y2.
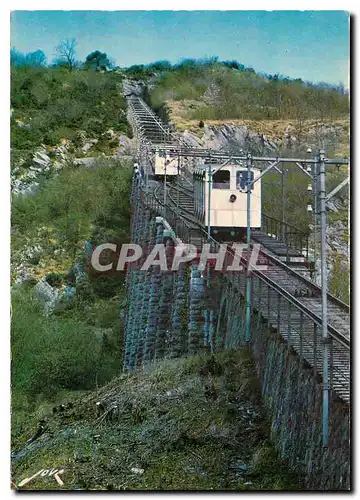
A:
295;162;313;179
150;147;349;166
248;160;280;189
326;177;350;203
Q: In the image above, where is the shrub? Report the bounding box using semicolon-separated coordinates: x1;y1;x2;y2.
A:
149;60;349;121
12;160;132;255
11;288;98;398
11;67;130;159
329;255;349;303
11;288;124;404
11;120;43;150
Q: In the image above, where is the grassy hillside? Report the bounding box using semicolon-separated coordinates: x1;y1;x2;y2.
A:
12;350;300;491
148;59;349;122
10;62;136;462
11;66;131;165
11;161;133;433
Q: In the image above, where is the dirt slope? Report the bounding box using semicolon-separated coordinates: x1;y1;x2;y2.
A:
12;349;299;491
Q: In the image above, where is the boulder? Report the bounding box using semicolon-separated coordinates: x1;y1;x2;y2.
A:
15;119;31;129
34;277;76;313
33;151;51;168
82;142;94;154
34;278;59;305
103;129;117;139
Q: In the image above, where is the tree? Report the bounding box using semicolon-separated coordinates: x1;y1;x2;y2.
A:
147;60;172;72
10;48;46;67
108;57;116;70
11;48;25;67
54;38;77;71
85;50;111;71
25;50;47;67
223;60;245;71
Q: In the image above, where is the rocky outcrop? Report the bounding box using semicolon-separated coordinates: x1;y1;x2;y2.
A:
178;120;348;156
178;123;277;154
34;277;76;313
11;130;135;196
117;134;137;155
11;143;69;196
201;124;278;154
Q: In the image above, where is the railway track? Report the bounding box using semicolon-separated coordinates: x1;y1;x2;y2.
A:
165;183;350;336
158;182;350;402
128;95;181;146
127;88;350;403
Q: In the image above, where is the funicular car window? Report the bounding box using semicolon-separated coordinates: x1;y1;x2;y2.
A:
212;170;230;189
236;170;254;190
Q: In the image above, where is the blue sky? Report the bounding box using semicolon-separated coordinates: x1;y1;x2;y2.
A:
11;10;349;85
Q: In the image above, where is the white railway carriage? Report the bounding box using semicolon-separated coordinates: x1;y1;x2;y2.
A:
154;149;178;177
193;163;261;240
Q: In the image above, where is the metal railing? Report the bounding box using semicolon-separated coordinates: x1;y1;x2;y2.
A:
128;91;350;408
137;182;206;248
262;213;310;259
133;178;350;403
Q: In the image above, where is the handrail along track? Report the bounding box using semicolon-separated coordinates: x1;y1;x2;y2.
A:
126;87;350;403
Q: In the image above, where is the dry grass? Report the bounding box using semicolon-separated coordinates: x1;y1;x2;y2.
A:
11;350;300;491
32;256;73;280
166;99;349;156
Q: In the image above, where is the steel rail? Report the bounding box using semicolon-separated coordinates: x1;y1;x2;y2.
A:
128;91;350;406
144;180;350;350
165;182;350;316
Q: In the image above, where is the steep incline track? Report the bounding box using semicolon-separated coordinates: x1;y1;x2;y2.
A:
126;88;350;403
165;183;350;338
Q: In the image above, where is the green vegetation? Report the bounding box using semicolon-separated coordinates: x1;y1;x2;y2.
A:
262;163;349;235
11;286;124;430
329;255;350;304
11;161;132;434
11;65;130;159
12;161;132;263
85;50;112;71
11;48;47;68
147;58;349;121
262;167;311;234
11;45;135;466
12;350;300;491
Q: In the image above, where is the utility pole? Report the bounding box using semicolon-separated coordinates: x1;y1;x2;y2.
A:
281;163;285;240
145;146;149;189
164;157;167;216
313;156;319;266
177;154;180;209
319;149;329;447
245;152;252;343
207;162;212;241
